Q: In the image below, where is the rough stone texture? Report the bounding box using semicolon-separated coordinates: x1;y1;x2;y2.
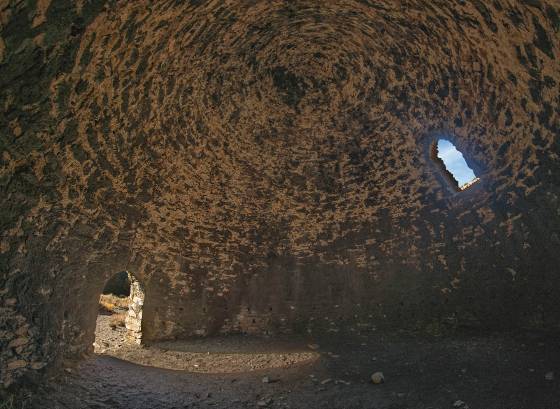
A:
0;0;559;390
124;273;144;344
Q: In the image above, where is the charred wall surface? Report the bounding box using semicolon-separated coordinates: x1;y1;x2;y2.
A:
1;0;559;389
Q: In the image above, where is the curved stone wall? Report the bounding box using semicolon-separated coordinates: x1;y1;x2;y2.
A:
1;0;559;388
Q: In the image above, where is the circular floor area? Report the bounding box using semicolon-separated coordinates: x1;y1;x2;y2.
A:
18;329;560;409
94;314;319;373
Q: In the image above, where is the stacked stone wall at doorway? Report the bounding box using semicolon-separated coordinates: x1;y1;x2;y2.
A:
125;274;144;345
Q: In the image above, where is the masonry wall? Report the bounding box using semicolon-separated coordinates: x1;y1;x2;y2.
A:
1;0;559;389
124;274;143;344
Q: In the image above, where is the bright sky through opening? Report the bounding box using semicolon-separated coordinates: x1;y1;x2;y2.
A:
437;139;477;187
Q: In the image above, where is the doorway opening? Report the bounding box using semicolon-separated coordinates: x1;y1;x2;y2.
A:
92;274;319;372
432;139;479;191
94;271;144;354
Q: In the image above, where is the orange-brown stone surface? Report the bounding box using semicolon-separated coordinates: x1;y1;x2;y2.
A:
0;0;559;389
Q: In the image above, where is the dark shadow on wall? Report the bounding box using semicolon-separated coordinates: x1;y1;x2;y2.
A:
102;271;131;297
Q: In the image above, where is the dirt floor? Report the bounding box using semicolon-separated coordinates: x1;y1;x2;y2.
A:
93;313;129;355
11;317;560;409
93;314;319;373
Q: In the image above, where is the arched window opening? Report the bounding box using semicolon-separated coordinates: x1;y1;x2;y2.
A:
94;271;144;355
432;139;479;191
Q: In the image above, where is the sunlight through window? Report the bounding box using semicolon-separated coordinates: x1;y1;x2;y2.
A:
435;139;479;191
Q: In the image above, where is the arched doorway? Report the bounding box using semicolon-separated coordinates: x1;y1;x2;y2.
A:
94;271;145;354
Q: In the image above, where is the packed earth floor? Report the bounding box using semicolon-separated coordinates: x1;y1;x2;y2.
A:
12;319;560;409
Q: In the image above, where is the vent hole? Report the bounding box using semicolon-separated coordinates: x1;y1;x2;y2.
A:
433;139;479;191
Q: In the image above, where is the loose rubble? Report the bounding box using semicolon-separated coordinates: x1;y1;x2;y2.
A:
371;372;385;384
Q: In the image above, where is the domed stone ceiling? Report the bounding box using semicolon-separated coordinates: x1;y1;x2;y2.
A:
0;0;559;387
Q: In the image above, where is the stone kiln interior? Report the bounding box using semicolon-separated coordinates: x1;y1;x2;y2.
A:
0;0;559;407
